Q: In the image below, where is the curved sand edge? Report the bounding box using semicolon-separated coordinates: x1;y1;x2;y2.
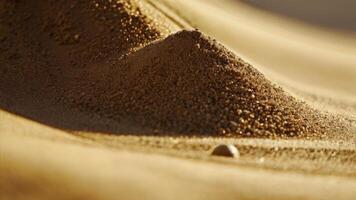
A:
1;110;356;200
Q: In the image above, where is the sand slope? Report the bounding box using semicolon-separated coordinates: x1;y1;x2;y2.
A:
156;0;356;109
1;0;356;199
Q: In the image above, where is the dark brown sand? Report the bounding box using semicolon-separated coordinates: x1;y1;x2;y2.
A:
0;0;346;138
0;0;167;131
86;30;341;137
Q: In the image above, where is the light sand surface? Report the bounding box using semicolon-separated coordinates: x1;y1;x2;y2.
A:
1;110;356;200
1;0;356;199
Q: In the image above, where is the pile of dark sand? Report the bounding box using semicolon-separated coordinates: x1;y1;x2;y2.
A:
77;30;335;137
0;1;342;137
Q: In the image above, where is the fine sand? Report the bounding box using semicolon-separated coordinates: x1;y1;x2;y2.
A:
1;0;356;200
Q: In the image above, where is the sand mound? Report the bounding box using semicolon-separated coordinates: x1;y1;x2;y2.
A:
73;30;331;137
0;1;343;137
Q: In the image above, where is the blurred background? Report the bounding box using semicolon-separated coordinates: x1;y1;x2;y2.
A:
242;0;356;32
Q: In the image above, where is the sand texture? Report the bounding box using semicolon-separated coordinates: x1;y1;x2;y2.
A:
1;0;356;200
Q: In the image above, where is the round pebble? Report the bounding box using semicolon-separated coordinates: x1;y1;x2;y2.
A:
211;144;240;158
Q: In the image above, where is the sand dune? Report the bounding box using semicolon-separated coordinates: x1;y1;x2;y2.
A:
157;0;356;107
1;0;355;199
